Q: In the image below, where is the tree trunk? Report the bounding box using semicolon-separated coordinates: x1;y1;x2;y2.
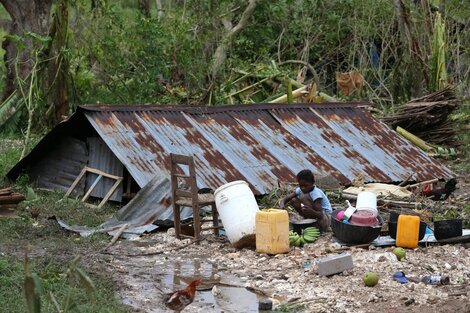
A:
155;0;164;19
211;0;258;79
48;0;70;122
139;0;151;18
0;0;53;100
393;0;429;88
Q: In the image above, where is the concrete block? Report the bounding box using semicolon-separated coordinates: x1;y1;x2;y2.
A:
317;253;354;276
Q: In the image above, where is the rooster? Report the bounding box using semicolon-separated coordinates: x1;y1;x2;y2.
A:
163;279;200;312
422;178;457;201
30;207;40;220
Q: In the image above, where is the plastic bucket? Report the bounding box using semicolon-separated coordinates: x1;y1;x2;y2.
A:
214;180;259;248
434;219;463;240
356;191;377;216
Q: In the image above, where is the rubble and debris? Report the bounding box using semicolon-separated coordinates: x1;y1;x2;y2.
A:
381;86;461;147
102;229;470;313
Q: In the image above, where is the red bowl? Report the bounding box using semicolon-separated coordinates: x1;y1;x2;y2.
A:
349;211;378;226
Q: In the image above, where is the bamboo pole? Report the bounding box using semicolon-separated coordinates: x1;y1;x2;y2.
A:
396;126;436;153
406;178;439;190
269;85;308;103
272;78;338;103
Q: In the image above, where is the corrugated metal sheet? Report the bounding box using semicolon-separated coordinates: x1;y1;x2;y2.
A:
56;175;186;236
86;137;123;201
29;136;88;192
81;103;454;193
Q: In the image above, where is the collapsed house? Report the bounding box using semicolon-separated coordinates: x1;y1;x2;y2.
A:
6;103;454;225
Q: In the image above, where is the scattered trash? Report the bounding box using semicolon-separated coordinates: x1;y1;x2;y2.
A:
393;271;408;284
421;275;450;285
393;271;451;286
301;260;312;270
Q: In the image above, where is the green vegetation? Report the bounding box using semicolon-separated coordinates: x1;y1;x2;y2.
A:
1;1;469;132
0;256;129;313
0;187;129;311
0;137;128;311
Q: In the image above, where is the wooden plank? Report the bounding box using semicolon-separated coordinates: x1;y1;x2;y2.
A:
170;153;193;164
98;178;123;208
406;178;439;189
81;174;103;202
173;173;190;178
175;189;193;198
202;226;224;230
0;208;19;218
84;166;122;180
0;188;12;196
0;193;26;204
65;167;87;197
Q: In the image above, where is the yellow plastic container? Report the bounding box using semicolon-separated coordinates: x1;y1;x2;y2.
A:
396;215;420;248
255;209;290;254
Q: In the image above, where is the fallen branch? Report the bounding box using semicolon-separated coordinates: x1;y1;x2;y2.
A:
278;60;321;89
406;178;439;189
102;224;128;251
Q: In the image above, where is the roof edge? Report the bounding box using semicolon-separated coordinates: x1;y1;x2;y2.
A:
77;102;371;113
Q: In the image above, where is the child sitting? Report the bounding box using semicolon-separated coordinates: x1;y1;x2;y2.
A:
279;169;332;232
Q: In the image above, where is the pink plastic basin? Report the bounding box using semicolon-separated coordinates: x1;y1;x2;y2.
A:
349;210;378;226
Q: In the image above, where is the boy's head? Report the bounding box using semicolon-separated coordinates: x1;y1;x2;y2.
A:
296;169;315;193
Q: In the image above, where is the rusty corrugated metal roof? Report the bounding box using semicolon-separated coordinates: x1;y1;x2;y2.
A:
76;102;454;193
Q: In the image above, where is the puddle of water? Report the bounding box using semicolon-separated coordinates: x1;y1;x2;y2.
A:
117;256;266;312
161;258;263;312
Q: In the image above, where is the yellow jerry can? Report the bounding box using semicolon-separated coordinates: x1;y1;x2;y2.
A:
396;215;420;248
255;209;290;254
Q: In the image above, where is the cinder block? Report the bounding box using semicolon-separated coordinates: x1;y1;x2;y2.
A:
317;253;354;276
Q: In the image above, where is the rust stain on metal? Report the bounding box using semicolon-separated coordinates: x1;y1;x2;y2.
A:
8;103;454;196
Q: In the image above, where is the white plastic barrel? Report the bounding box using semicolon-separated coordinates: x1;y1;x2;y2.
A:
356;191;378;216
214;180;259;247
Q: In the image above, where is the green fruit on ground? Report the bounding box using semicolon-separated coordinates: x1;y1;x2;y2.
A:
393;247;406;261
363;272;379;287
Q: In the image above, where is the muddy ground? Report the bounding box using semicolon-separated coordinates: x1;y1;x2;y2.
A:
91;164;470;313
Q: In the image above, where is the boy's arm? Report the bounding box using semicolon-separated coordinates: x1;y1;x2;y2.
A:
298;197;323;219
279;192;297;208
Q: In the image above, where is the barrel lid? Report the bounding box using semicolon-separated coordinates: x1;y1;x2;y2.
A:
214;180;248;196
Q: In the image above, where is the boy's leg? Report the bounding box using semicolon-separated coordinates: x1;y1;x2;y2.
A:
317;213;331;232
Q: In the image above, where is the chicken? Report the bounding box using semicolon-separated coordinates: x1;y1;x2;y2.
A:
422;178;457;201
163;279;200;312
30;207;39;220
